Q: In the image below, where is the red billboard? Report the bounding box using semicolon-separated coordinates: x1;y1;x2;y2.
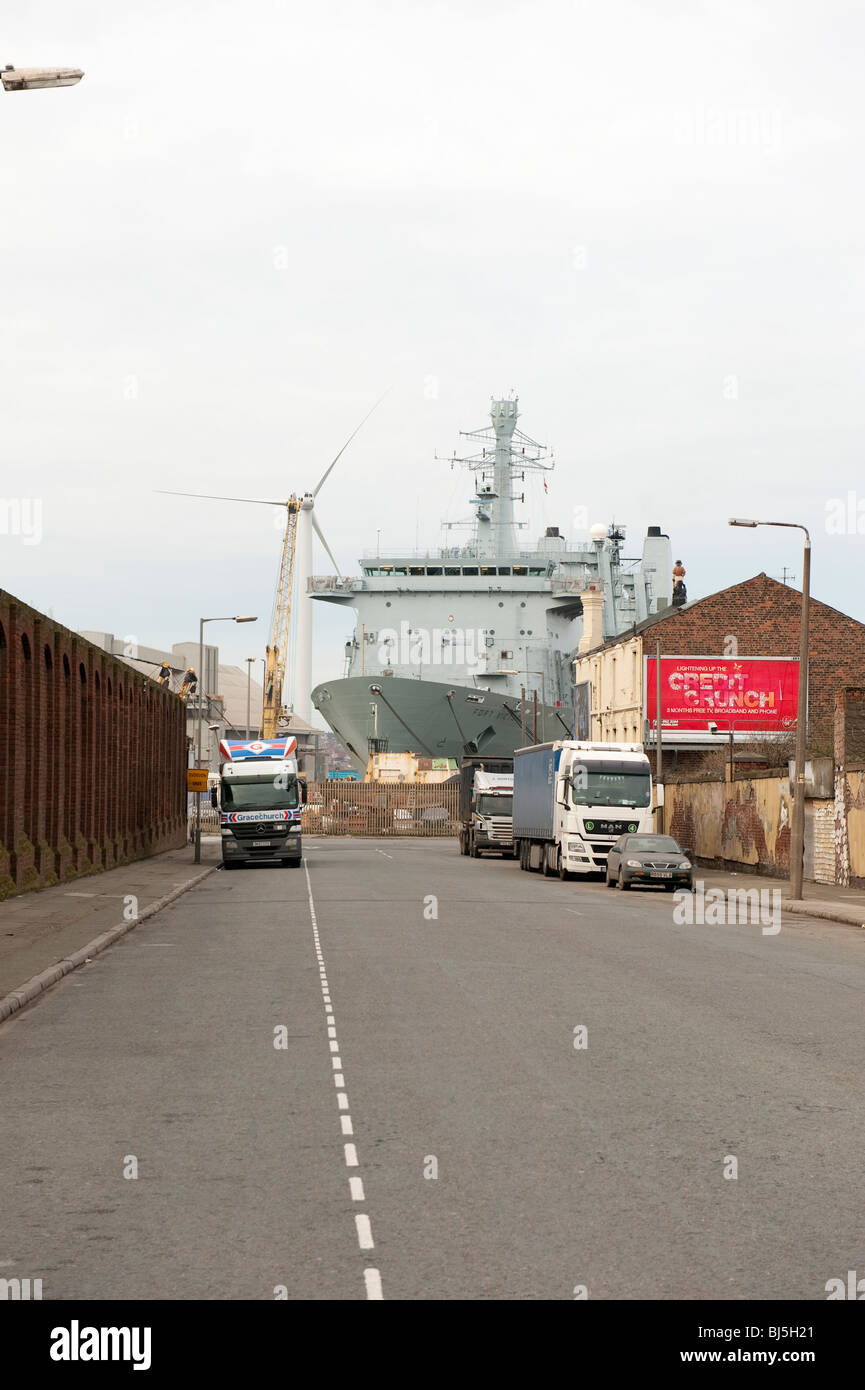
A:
645;656;799;733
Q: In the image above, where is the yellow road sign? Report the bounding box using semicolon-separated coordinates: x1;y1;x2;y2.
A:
186;769;209;792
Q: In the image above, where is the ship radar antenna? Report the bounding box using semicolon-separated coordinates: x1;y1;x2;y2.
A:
434;394;553;562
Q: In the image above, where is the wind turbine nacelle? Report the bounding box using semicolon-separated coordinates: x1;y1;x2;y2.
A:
2;66;84;90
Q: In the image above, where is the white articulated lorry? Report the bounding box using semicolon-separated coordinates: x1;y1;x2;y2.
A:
215;736;304;870
513;740;653;879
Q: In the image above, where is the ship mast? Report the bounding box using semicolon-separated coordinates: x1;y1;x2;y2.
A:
442;395;553;560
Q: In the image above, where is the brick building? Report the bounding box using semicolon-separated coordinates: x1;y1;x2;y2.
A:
573;573;865;766
0;591;187;898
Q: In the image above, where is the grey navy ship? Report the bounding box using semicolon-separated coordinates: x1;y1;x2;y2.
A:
310;396;673;771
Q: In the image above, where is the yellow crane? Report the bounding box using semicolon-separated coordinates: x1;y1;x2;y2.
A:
156;391;389;736
262;496;301;738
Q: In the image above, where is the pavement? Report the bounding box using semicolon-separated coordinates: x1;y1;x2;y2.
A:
693;864;865;929
0;841;220;1005
2;836;865;1300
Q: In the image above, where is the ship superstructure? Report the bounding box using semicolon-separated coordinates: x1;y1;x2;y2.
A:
310;397;673;770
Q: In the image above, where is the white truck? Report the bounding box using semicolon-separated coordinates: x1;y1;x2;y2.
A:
513;740;653;879
458;759;514;858
215;736;304;870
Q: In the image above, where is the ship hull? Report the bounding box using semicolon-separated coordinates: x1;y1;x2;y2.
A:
312;676;575;771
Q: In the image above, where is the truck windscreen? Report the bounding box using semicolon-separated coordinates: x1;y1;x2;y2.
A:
222;780;299;811
571;770;651;808
477;794;513;816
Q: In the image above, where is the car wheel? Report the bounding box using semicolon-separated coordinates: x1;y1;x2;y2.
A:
616;867;629;891
605;865;615;886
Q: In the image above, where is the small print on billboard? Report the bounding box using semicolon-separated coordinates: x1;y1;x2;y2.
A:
645;656;799;732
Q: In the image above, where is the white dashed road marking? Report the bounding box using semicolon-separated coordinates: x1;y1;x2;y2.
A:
304;858;383;1301
364;1268;383;1300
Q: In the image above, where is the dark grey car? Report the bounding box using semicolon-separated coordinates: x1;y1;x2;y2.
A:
605;834;693;891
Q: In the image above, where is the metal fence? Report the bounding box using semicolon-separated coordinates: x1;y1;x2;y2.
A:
187;783;460;838
302;781;459;836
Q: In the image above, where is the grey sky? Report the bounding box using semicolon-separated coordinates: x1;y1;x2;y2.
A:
3;0;863;714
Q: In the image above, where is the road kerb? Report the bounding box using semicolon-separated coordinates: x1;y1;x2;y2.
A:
783;899;865;929
0;865;216;1023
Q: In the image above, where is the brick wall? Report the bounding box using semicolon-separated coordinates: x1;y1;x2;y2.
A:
639;574;865;755
0;591;187;898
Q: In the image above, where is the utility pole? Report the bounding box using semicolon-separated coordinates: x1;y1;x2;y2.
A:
729;519;810;899
655;638;663;834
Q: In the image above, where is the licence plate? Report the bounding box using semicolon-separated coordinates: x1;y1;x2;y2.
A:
650;870;672;878
252;840;272;848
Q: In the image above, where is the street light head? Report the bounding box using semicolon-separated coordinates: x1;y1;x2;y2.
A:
234;615;257;623
2;65;84;91
728;518;759;528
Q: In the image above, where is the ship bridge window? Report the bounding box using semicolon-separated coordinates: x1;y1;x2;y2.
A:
444;567;460;576
480;566;496;576
528;567;545;576
427;566;442;575
462;567;478;576
497;567;511;576
409;566;424;576
392;567;407;575
513;566;527;576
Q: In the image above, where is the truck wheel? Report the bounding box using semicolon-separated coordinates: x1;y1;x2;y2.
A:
469;836;479;858
542;845;555;877
557;849;571;881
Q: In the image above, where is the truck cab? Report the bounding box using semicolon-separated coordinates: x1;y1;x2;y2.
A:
514;741;653;878
216;737;304;870
458;759;515;858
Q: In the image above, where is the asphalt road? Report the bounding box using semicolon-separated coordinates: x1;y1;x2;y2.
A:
2;838;864;1301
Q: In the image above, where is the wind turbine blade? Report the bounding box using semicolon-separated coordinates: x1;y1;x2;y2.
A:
154;490;286;506
312;387;391;497
311;513;341;574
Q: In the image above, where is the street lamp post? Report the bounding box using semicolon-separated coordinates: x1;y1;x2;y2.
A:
194;615;257;864
245;657;255;740
729;518;811;899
